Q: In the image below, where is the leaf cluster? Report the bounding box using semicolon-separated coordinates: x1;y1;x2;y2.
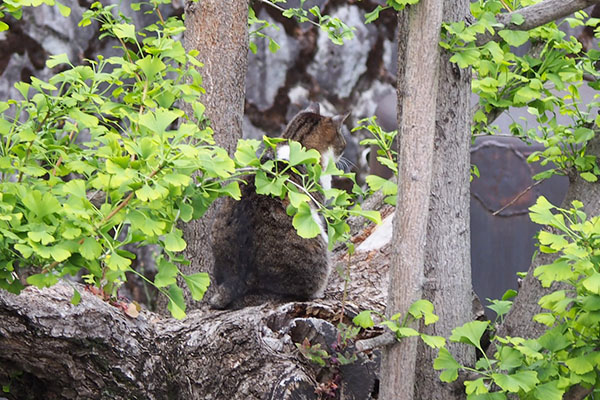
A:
435;196;600;399
442;0;600;183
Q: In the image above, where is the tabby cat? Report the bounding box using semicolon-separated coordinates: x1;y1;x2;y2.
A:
209;103;347;309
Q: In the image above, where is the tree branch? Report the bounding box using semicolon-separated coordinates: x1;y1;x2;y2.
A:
477;0;600;45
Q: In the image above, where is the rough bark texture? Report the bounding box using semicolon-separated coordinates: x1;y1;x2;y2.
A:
414;0;474;398
0;228;390;400
380;1;443;399
177;0;249;310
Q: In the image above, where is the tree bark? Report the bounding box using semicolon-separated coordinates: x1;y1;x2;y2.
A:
413;0;474;398
0;237;389;400
175;0;249;310
380;1;444;399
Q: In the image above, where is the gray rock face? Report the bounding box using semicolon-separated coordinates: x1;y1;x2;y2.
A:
307;5;377;99
246;10;299;111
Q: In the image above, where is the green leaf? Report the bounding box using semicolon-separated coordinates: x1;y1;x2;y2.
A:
348;206;382;225
450;320;489;349
28;230;55;245
46;53;70;68
292;202;322;239
533;381;563;400
139;108;182;134
491;371;539;392
421;334;445;348
113;23;136;40
105;251;131;271
50;246;71;262
513;86;541;104
27;273;58;289
56;2;71;17
255;170;285;197
582;272;600;294
136;55;166;80
164;229;186;252
163;173;192;187
465;377;488;395
365;5;386;24
510;13;525;26
450;48;481;68
220;182;241;200
433;347;460;382
580;172;597;182
183;272;210;301
353;310;375;328
565;355;595;374
154;258;178;288
71;288;81;305
234;139;261;167
0;21;9;32
529;196;556;225
288;189;310;208
496;346;523;370
80;237;102;260
537;327;570;352
167;284;186;320
287;141;320;166
498;29;529;47
408;299;438;325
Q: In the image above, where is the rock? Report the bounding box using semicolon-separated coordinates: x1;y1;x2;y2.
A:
307;5;377;99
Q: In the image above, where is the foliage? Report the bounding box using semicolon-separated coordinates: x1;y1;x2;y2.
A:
0;0;71;31
441;0;600;183
257;0;355;45
353;300;446;349
0;1;222;318
435;197;600;399
352;117;399;205
0;0;380;318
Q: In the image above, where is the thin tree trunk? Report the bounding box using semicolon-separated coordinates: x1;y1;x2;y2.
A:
380;1;444;399
174;0;249;310
414;0;474;398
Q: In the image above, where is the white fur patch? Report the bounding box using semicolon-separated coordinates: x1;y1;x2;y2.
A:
320;148;335;191
310;205;328;243
276;145;290;160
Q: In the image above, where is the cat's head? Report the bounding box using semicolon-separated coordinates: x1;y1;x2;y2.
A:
281;103;348;168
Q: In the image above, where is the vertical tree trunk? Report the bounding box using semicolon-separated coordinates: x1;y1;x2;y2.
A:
414;0;474;398
177;0;249;309
380;1;444;399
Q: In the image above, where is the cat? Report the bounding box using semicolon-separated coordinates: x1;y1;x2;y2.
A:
209;103;347;309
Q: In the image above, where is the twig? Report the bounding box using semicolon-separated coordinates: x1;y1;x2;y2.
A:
492;179;544;216
256;0;322;29
355;331;396;352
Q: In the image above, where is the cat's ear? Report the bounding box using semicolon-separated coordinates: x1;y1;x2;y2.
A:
332;113;350;127
304;102;320;114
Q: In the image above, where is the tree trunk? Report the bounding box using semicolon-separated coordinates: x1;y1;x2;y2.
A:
414;0;474;398
175;0;249;310
380;1;444;399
